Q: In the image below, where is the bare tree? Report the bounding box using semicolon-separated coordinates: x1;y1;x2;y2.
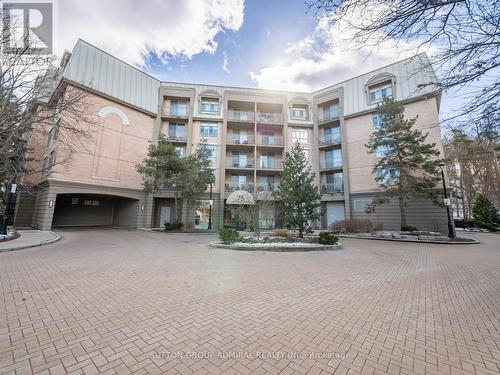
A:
1;12;94;222
307;0;500;122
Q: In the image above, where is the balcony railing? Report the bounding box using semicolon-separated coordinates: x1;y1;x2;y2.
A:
157;183;176;191
259;159;283;170
320;160;343;169
321;183;343;194
165;134;187;142
227;110;255;122
256;183;279;192
257;112;283;124
258;135;283;146
163;107;188;118
225;184;254;193
318;112;340;123
226;158;254;168
227;135;255;145
319;135;341;146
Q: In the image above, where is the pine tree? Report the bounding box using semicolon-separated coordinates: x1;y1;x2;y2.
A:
274;142;320;237
136;135;212;222
472;194;499;231
365;97;443;229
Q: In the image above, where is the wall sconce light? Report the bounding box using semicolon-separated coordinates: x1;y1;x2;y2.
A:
140;204;145;211
49;200;54;208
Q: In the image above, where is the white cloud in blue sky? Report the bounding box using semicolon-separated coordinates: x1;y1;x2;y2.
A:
57;0;244;66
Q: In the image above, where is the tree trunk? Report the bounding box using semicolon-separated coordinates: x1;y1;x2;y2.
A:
398;194;406;229
298;225;304;238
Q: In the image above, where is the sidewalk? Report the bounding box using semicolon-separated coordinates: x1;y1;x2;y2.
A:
0;230;61;252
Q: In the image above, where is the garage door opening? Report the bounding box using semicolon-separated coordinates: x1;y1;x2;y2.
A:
52;194;138;229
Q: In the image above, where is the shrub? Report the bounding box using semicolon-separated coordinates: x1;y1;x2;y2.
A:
330;219;374;233
318;231;339;245
472;194;499;231
401;225;418;232
305;226;314;234
219;228;240;244
273;228;289;237
165;222;183;231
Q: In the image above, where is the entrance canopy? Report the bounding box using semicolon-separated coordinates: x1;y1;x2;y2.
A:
226;190;255;205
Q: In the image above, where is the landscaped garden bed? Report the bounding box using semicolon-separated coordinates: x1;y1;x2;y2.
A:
328;220;478;244
211;228;343;252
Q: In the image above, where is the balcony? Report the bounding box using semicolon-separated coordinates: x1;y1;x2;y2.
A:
257;112;283;125
256;183;279;192
162;107;189;119
225;184;254;193
257;135;283;147
258;159;283;170
321;183;343;194
319;160;343;170
319;135;341;147
227;135;255;146
317;112;340;125
227;109;255;123
226;158;254;169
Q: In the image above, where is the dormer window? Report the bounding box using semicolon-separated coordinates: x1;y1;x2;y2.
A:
369;81;393;104
291;104;309;120
200;97;220;114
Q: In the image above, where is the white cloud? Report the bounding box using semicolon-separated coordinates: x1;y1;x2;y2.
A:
222;51;230;73
250;14;435;91
55;0;244;66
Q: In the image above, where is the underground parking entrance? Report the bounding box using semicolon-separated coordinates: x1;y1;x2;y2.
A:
52;194;139;229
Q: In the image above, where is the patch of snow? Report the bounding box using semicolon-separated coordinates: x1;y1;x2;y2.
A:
231;242;326;248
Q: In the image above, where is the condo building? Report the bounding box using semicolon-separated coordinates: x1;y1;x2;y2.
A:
12;40;449;232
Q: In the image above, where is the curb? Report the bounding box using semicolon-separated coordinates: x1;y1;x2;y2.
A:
337;234;479;245
210;241;343;252
0;232;62;253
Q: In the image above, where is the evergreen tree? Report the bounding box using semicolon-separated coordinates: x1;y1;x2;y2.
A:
274;142;320;237
365;97;442;229
136;135;212;222
472;194;499;231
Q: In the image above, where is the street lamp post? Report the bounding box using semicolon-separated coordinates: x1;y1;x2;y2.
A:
208;174;214;230
439;163;455;238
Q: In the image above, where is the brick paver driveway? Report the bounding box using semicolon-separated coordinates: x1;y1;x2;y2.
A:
1;229;499;375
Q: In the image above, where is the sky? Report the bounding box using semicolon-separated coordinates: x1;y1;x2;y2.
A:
52;0;466;121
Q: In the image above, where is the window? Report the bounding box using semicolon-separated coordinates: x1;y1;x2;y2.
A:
170;100;187;117
259;129;275;145
232;129;248;143
353;199;372;212
321;103;339;121
291;104;309;120
372;113;383;131
292;128;308;144
324;172;343;193
168;123;186;139
325;149;342;168
47;119;60;146
200;97;220;114
369;82;393;104
375;144;396;158
376;166;400;184
232;151;249;167
206;145;217;165
200;123;218;138
174;146;185;157
324;126;340;143
233;109;249;121
84;200;100;206
260;153;275;168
